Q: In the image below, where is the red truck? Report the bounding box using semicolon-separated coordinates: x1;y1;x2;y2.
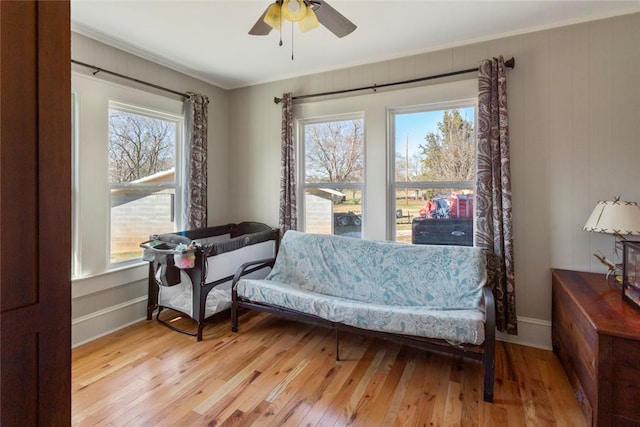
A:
419;192;474;219
413;192;474;246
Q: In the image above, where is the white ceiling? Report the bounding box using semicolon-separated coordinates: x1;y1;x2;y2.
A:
71;1;640;90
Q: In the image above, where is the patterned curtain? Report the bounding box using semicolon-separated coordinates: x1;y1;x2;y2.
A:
476;56;517;335
183;92;209;230
278;93;297;232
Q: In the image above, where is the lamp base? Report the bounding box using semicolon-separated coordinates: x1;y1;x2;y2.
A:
593;253;622;288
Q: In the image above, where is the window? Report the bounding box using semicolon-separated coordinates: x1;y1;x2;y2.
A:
293;78;475;243
390;103;476;246
108;102;183;264
300;115;364;238
72;73;186;279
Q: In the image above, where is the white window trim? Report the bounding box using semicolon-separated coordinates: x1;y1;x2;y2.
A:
293;79;476;241
387;99;477;242
72;71;185;279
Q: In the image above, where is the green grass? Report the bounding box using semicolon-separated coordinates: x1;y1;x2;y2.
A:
110;250;143;264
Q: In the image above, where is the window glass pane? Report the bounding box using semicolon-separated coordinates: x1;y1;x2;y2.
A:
304;119;363;184
303;117;364;238
110;187;175;263
393;107;474;245
397;188;473;246
108;107;178;263
304;188;362;238
395;108;475;182
108;109;176;184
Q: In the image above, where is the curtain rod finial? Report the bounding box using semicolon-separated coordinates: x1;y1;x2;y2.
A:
505;57;515;69
274;96;282;104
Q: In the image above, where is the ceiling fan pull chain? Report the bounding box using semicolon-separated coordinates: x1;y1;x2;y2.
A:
279;9;283;46
291;22;295;61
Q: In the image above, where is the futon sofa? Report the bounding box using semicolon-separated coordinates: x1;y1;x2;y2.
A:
231;230;495;402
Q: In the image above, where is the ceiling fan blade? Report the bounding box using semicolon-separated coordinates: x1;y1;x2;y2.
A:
312;0;356;38
249;6;273;35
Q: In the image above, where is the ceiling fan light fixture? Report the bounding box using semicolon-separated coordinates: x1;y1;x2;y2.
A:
298;7;319;32
263;2;282;30
281;0;307;22
249;0;356;38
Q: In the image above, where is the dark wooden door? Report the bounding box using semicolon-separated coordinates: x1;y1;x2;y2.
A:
0;2;71;425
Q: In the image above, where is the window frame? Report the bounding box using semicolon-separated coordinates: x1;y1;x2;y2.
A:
107;101;184;267
388;99;477;243
292;78;476;242
72;71;187;281
297;112;366;236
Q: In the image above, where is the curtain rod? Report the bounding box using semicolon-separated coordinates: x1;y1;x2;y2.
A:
71;59;189;98
274;57;515;104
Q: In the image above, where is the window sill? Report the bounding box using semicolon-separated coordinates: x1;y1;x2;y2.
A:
72;262;148;298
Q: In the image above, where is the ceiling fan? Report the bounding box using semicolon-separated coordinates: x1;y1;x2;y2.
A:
249;0;357;38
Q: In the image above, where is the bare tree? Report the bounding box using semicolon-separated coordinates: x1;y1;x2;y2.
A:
419;109;475;181
305;119;364;183
108;110;176;183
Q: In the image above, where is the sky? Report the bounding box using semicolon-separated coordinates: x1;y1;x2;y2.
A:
393;106;474;157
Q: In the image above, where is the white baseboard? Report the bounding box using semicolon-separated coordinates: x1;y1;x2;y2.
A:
72;295;149;348
496;316;552;350
72;296;553;352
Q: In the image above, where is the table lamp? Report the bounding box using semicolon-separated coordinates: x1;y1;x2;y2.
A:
583;197;640;282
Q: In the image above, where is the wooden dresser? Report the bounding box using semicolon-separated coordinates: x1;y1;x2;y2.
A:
552;269;640;427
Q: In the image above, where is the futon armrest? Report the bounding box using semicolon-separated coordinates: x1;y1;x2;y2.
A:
481;285;496;402
482;285;495;337
231;258;276;288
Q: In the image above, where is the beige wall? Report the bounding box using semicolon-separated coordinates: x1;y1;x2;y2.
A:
71;32;229;345
70;12;640;348
72;32;230;226
228;13;640;347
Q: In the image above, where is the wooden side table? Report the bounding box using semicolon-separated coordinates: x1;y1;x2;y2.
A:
552;269;640;427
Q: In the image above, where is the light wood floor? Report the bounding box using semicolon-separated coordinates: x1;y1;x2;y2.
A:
72;310;587;426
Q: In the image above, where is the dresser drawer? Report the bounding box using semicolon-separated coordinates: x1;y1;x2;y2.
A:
552;278;597;418
612;339;640;423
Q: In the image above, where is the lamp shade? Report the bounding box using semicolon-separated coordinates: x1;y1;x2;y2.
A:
583;200;640;236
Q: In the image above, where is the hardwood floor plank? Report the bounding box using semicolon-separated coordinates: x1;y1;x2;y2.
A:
537;356;587;427
205;326;331;426
261;360;338;426
295;336;370;426
486;402;509;426
510;344;556;426
500;379;527;427
379;351;417;427
460;356;481;427
193;347;268;415
222;334;331;421
351;347;408;426
390;351;432;426
424;353;454;425
443;380;463;427
311;343;385;426
71;312;585;426
330;346;388;426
